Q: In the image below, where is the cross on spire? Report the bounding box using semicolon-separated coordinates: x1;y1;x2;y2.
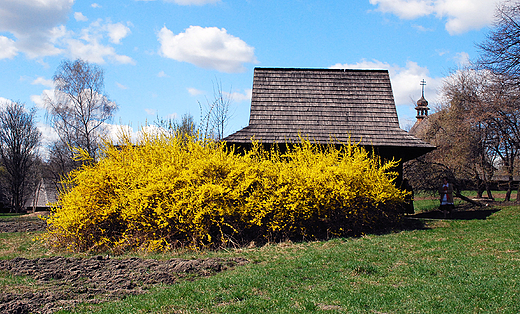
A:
420;79;426;97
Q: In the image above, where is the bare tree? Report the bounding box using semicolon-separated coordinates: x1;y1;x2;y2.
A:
405;69;495;203
45;59;117;162
45;140;78;190
155;113;197;140
441;68;499;199
0;101;41;213
478;1;520;80
480;73;520;201
210;81;232;141
199;80;233;141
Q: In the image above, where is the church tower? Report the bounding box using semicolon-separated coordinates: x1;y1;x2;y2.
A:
415;79;429;122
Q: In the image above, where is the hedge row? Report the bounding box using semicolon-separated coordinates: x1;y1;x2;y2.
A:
42;134;407;252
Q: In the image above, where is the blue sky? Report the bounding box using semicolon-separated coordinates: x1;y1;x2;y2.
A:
0;0;502;147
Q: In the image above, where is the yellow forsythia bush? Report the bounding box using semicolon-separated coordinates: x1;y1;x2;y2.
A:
42;133;408;252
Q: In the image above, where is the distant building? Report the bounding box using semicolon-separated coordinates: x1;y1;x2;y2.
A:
25;178;58;212
224;68;435;181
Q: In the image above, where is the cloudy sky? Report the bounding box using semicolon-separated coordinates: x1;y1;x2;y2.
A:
0;0;503;146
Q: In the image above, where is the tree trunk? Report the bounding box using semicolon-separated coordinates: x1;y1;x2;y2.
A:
486;183;494;200
516;181;520;203
476;176;484;198
505;175;513;202
454;191;485;207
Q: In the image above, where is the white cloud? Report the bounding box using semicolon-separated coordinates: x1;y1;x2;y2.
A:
224;89;252;102
0;0;132;63
138;0;220;4
32;77;54;87
106;22;131;44
157;71;169;77
168;0;220;5
37;122;60;150
0;0;73;34
164;113;177;120
0;0;73;57
31;88;54;109
91;3;101;8
158;25;258;73
453;52;470;67
62;20;134;64
145;108;157;115
369;0;433;19
0;36;18;59
116;82;128;89
412;24;433;32
0;97;12;106
330;59;443;106
187;87;205;96
370;0;502;34
74;12;88;22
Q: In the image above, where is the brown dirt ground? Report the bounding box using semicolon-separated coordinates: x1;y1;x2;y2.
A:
0;255;248;314
0;217;248;314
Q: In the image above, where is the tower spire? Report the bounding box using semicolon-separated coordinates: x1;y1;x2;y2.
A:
420;79;426;97
415;79;429;122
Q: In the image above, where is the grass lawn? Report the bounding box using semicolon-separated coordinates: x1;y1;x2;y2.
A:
1;203;519;313
413;190;518;213
61;204;520;314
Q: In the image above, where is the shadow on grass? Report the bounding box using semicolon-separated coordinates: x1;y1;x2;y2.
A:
408;201;501;221
396;204;502;232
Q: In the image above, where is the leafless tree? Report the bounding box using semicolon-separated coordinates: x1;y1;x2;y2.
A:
155;113;197;140
199;80;233;141
45;140;79;190
0;101;41;213
405;69;495;201
478;1;520;80
210;81;232;141
45;59;117;163
479;73;520;201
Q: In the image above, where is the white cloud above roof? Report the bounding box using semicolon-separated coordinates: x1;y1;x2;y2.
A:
330;59;443;106
225;89;252;102
158;25;258;73
369;0;501;34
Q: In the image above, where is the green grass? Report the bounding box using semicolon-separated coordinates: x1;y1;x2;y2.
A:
55;205;520;314
2;205;519;313
413;190;518;213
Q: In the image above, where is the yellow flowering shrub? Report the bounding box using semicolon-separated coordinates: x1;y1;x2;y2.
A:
42;133;408;252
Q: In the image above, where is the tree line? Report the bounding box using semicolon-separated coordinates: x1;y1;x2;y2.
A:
0;60;232;213
405;1;520;202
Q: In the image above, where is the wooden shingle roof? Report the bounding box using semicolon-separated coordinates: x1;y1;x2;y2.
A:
224;68;435;161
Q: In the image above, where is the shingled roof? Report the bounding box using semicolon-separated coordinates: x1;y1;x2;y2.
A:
224;68;435;161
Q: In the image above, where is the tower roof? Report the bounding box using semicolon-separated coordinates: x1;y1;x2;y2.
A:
416;95;429;108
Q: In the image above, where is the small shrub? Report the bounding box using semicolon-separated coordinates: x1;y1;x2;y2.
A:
42;133;407;252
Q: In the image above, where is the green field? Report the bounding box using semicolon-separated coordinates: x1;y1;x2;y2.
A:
1;201;520;313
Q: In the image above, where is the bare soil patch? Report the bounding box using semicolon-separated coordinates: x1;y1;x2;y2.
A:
0;219;46;233
0;255;248;314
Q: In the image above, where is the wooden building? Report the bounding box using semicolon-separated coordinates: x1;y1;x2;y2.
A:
224;68;435;173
